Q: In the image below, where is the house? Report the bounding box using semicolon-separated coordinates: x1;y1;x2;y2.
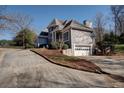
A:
37;18;95;56
36;29;48;48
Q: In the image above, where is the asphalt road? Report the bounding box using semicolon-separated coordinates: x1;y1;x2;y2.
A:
0;48;124;88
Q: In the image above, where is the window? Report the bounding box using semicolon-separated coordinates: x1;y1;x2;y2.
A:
49;26;57;32
63;32;69;41
53;32;56;41
49;33;52;40
49;27;53;32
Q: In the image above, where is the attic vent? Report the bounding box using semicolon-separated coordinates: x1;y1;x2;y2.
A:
83;20;92;28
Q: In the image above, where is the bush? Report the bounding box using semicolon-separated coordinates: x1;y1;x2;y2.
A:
50;41;58;49
50;41;69;49
62;44;69;49
26;44;35;48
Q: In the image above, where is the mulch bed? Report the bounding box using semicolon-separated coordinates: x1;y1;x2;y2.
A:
31;48;105;74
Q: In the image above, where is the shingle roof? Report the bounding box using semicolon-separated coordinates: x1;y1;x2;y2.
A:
47;18;64;28
39;31;48;36
48;18;93;32
64;20;93;32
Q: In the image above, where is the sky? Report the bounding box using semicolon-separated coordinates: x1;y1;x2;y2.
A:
0;5;111;40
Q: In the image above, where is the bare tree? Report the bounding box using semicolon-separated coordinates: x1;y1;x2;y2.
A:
0;6;14;30
8;13;33;48
94;12;106;43
7;13;33;32
0;6;33;31
0;6;33;48
111;5;124;35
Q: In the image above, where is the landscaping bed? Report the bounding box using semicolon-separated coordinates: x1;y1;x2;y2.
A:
31;48;104;74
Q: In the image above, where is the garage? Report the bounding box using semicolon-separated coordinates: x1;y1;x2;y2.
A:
74;45;91;56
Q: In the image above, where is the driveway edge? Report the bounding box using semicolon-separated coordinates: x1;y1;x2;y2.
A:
30;50;104;74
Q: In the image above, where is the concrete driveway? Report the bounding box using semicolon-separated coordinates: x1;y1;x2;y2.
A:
78;56;124;77
0;48;124;88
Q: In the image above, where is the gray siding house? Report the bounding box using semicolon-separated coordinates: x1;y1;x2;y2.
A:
37;18;95;56
36;30;48;48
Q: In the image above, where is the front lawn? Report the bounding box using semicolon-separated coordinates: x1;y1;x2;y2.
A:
115;44;124;53
114;44;124;56
31;48;104;74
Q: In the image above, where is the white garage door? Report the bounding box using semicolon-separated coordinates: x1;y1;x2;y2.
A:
74;45;91;56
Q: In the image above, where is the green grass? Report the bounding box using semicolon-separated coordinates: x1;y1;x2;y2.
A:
115;44;124;53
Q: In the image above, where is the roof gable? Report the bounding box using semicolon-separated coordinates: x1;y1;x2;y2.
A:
47;18;64;28
47;18;93;32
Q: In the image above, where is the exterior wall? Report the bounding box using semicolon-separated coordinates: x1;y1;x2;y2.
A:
71;29;93;46
36;36;48;47
63;49;74;56
70;29;94;56
38;37;48;45
48;26;72;48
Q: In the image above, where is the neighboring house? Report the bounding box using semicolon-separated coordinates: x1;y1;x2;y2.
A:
37;18;95;56
36;29;48;48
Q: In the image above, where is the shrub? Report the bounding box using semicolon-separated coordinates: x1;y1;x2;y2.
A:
50;41;69;49
50;41;58;49
62;44;69;49
26;44;35;48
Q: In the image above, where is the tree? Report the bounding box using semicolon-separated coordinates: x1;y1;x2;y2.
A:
0;6;34;48
9;13;33;47
119;33;124;44
94;12;106;43
111;5;124;35
9;13;33;31
0;40;15;47
14;28;37;49
0;6;33;32
0;6;14;30
103;31;118;44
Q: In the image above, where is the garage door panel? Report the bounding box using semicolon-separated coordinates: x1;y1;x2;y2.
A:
74;46;90;56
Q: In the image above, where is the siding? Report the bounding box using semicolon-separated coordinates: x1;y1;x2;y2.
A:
71;29;93;47
38;37;48;45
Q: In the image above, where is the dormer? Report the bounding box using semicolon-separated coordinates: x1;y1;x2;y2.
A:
47;18;64;32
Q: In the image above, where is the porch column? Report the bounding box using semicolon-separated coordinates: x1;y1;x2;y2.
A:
90;44;93;55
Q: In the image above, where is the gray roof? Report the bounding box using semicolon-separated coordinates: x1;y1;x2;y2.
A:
39;31;48;36
47;18;64;28
64;20;93;32
48;18;93;32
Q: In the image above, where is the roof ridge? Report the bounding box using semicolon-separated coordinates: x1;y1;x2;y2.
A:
47;18;64;28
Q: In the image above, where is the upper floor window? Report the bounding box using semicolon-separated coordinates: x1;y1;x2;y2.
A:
49;27;53;32
49;26;57;32
49;32;52;40
63;31;69;41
